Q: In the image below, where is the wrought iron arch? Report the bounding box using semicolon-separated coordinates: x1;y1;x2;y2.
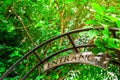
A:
0;27;120;80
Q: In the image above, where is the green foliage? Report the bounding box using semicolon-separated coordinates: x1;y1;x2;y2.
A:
35;75;44;80
85;2;120;53
91;3;105;13
0;0;120;80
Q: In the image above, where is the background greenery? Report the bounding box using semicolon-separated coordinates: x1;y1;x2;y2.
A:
0;0;120;80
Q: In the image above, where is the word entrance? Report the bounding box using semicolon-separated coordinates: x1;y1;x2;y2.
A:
43;52;110;71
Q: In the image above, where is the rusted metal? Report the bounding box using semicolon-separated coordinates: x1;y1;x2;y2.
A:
0;27;120;80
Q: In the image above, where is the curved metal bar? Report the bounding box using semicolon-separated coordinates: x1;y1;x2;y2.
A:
43;62;105;73
22;44;96;79
1;27;120;79
23;42;120;79
111;60;120;66
44;60;120;74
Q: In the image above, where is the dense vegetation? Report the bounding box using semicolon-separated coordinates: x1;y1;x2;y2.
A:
0;0;120;80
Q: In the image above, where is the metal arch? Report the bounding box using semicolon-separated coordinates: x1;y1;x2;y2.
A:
43;62;105;74
22;44;95;79
22;46;120;79
0;27;120;80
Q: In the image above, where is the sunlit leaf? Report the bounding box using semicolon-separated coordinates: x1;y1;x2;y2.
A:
85;20;97;24
116;20;120;28
9;51;22;57
91;3;104;12
105;15;117;22
65;0;74;3
88;30;99;39
102;26;109;38
106;6;115;12
35;76;44;80
107;38;118;48
7;25;15;32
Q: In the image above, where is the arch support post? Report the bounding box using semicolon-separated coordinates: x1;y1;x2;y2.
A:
67;34;78;53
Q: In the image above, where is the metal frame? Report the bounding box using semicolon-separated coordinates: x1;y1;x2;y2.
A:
0;27;120;80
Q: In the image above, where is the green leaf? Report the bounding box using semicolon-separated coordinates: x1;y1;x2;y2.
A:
56;74;59;79
0;68;5;73
106;6;115;12
107;38;119;48
92;47;106;54
65;0;74;3
91;3;103;12
95;14;101;20
102;37;108;43
105;15;117;22
35;76;44;80
91;3;105;15
85;20;97;24
92;48;100;54
88;30;99;39
102;26;109;38
7;25;15;32
9;51;22;57
5;0;13;5
52;47;56;50
13;76;20;79
94;38;102;47
116;20;120;28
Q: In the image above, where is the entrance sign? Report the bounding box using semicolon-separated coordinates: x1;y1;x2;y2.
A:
1;27;119;80
44;52;110;71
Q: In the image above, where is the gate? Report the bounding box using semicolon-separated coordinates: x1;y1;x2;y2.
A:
0;27;120;80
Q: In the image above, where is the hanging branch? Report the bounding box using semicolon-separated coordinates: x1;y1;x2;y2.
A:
54;0;65;46
11;8;41;78
6;1;14;20
11;8;41;60
11;9;34;45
